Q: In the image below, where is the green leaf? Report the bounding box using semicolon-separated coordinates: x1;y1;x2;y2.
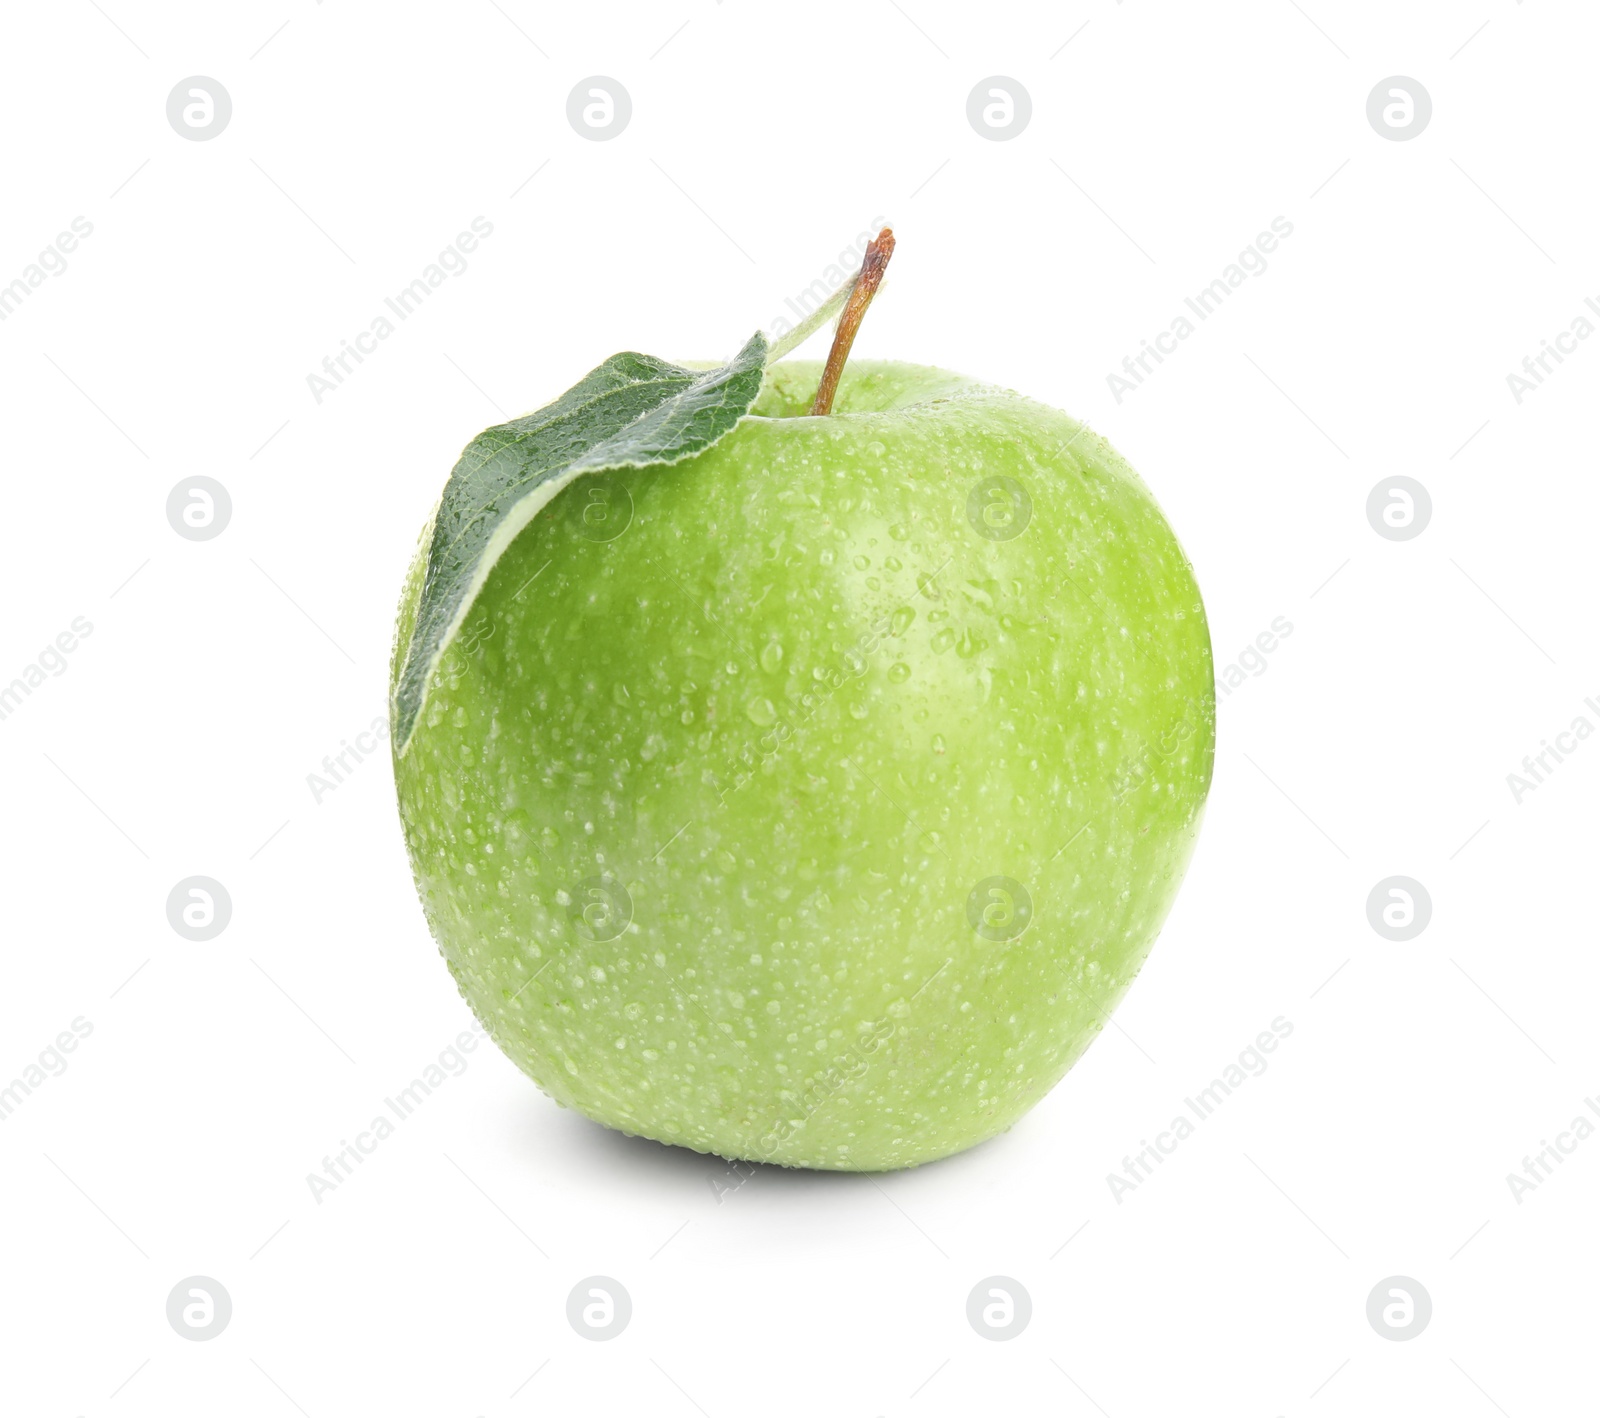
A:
391;331;769;754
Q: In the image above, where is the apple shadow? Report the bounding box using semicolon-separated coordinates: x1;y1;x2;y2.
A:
510;1093;1021;1197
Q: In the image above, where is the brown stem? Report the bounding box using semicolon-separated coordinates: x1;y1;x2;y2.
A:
810;227;895;416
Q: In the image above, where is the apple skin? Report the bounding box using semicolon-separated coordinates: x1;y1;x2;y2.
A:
391;359;1214;1172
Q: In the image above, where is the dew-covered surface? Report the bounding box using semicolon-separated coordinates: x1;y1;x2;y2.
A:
390;360;1215;1171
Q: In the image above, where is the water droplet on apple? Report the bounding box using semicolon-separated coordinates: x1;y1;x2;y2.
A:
887;662;911;684
853;555;870;571
932;734;947;754
890;606;915;635
759;642;784;674
745;698;778;726
930;628;956;654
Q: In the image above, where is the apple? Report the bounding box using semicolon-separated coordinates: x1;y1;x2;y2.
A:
390;237;1213;1171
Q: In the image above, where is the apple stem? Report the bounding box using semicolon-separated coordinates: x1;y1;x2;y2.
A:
809;227;895;416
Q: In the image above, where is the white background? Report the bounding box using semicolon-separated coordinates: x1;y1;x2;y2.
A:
1;1;1595;1414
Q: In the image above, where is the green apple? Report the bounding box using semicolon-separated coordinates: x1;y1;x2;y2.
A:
391;346;1213;1172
